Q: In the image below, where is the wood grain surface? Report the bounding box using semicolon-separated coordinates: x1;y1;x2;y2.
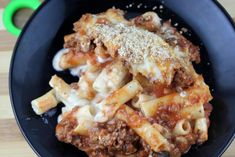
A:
0;0;234;156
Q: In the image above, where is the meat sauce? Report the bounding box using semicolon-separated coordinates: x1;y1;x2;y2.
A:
56;109;142;156
54;9;212;157
56;102;212;157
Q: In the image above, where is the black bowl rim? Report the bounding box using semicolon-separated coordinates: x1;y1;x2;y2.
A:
9;1;49;157
211;2;235;157
9;0;235;157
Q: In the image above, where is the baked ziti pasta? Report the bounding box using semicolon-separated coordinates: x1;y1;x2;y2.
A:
31;8;213;157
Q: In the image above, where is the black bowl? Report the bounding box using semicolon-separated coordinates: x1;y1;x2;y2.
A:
9;0;235;157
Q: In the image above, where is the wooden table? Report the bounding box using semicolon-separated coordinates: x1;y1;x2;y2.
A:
0;0;234;156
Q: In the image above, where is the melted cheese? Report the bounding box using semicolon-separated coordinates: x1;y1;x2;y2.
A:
96;56;112;63
133;57;163;82
52;49;69;71
58;89;90;109
70;65;88;77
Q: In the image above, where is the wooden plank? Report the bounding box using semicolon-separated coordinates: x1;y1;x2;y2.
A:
0;50;12;73
221;141;235;157
0;141;36;157
218;0;235;18
0;0;11;8
0;31;16;51
0;95;14;119
0;119;24;142
0;9;5;30
0;73;8;95
0;51;11;95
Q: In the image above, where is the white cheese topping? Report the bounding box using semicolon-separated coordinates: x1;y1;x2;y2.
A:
70;65;88;77
96;56;112;63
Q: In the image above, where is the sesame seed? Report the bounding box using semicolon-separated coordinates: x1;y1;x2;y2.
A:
152;6;157;10
137;3;143;8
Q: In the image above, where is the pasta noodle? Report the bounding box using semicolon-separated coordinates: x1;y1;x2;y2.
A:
93;60;129;94
94;79;142;122
131;94;155;108
194;118;208;143
115;105;170;152
31;8;213;157
73;105;95;136
173;119;192;136
31;89;59;115
49;75;90;108
140;75;212;118
59;50;88;69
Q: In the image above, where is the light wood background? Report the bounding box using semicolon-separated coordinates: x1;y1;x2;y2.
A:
0;0;234;156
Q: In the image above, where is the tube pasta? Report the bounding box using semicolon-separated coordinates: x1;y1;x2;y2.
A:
59;50;88;69
140;99;159;117
131;12;162;32
73;105;95;136
31;89;59;115
153;123;171;139
93;60;129;94
94;79;142;122
49;75;90;108
194;118;208;143
115;105;170;152
180;104;204;119
140;76;212;118
173;119;192;136
76;70;100;100
131;94;155;108
141;97;205;119
49;75;72;98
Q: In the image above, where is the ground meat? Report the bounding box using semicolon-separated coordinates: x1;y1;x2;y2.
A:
188;44;200;64
204;103;213;118
136;140;171;157
140;139;151;154
88;149;110;157
89;119;140;156
172;68;194;89
132;15;161;32
64;33;78;48
158;21;201;64
64;33;92;52
56;107;79;144
152;103;182;130
56;113;141;157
